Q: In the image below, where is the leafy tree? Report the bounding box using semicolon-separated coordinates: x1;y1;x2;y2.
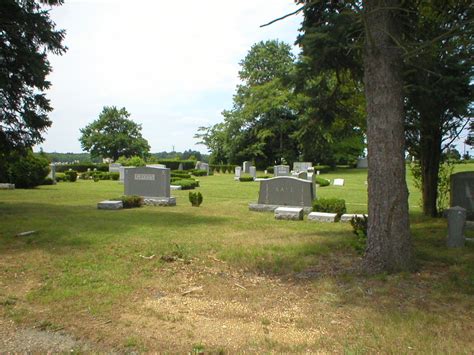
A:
79;106;150;161
404;0;473;217
0;0;66;154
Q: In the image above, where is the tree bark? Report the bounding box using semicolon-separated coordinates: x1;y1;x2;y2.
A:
363;0;414;272
420;125;442;217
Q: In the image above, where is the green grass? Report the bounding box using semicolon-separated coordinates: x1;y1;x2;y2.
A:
0;163;473;352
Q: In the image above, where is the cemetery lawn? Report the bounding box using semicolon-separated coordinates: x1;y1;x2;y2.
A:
1;165;473;353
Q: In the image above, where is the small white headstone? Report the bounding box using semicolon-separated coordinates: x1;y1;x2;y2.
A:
274;207;304;221
308;212;337;223
333;178;345;186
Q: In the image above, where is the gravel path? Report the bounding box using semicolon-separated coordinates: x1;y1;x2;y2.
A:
0;319;92;352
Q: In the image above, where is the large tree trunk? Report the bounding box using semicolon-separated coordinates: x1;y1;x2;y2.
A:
420;125;442;217
363;0;414;272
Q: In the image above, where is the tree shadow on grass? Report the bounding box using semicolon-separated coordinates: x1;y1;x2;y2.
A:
0;201;229;252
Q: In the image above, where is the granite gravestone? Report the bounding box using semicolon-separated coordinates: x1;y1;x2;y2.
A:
249;166;257;179
333;178;345;186
356;157;368;168
124;166;175;206
234;166;242;180
293;162;312;172
109;163;122;173
195;161;210;175
450;171;474;219
47;164;56;183
243;161;252;174
274;165;290;177
249;176;315;213
178;163;184;171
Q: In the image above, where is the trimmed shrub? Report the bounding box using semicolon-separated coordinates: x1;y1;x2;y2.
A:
171;171;192;179
5;151;50;188
266;166;274;174
189;191;203;207
191;169;208;176
350;215;368;254
257;174;271;179
118;195;143;208
313;165;331;174
110;172;119;181
315;177;330;187
173;178;199;190
55;163;108;173
239;174;254;182
312;198;346;219
42;177;54;185
55;172;66;182
64;170;78;182
155;159;195;170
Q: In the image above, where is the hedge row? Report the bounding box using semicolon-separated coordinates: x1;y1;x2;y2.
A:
155;159;196;170
209;165;237;173
55;163;108;173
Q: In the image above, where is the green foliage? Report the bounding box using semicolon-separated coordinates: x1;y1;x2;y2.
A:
117;195;144;209
79;106;150;160
55;173;66;182
315;177;330;187
313;165;332;174
110;172;119;181
256;174;271;179
191;169;208;176
55;163;108;173
152;159;195;170
171;171;192;179
116;155;146;167
210;164;236;174
3;150;49;188
35;152;98;164
239;174;254;182
350;215;368;254
173;179;199;190
312;198;346;219
188;192;203;207
42;177;55;185
0;0;66;154
64;170;78;182
266;166;274;174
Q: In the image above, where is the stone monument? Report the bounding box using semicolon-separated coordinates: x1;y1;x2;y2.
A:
450;171;474;219
124;166;175;206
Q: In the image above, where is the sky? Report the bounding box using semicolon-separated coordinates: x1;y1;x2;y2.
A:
37;0;303;154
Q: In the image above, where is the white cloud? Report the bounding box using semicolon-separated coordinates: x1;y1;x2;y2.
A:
39;0;302;153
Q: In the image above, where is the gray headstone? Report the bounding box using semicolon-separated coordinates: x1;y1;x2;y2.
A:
178;163;183;171
124;166;170;198
235;166;242;178
446;206;466;248
357;157;368;168
293;162;312;172
340;214;367;223
47;164;56;182
257;176;315;207
249;166;257;179
450;172;474;219
109;163;122;173
0;183;15;190
297;171;308;180
195;161;209;175
274;165;290;177
243;161;252;174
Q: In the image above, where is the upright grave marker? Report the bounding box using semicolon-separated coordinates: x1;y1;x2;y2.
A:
450;171;474;220
124;166;176;206
243;161;252;174
234;166;242;181
109;163;122;173
274;165;290;177
249;166;257;180
249;176;315;213
293;162;312;172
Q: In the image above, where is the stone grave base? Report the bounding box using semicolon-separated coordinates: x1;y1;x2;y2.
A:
308;212;337;223
0;183;15;190
340;213;367;223
98;200;123;210
143;197;176;206
275;207;304;220
249;203;312;214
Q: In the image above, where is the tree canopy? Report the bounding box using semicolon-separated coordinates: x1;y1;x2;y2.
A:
79;106;150;161
0;0;66;154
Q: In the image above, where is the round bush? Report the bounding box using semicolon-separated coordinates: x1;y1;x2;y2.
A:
64;170;78;182
7;151;49;188
315;177;330;187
